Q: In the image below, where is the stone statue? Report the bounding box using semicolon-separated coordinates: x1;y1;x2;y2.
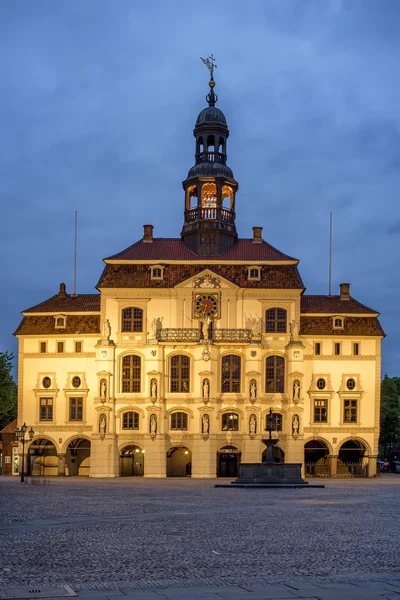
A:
150;318;157;339
103;319;111;340
202;318;210;341
293;379;301;400
151;379;157;399
202;379;210;398
150;414;157;434
250;316;259;337
100;380;107;399
250;380;257;399
292;414;299;435
290;319;299;342
202;414;210;434
249;414;256;435
99;414;106;434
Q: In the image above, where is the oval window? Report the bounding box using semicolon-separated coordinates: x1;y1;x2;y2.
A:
42;376;51;389
346;378;356;390
316;378;326;390
72;376;81;388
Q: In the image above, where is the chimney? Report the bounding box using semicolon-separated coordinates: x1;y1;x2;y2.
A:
58;282;66;298
340;282;350;300
143;224;154;242
252;226;263;243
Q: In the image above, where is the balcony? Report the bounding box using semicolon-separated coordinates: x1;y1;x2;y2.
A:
184;207;235;223
195;151;226;164
157;328;253;344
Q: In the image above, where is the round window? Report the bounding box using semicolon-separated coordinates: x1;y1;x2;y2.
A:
72;376;81;388
42;376;51;389
347;378;356;390
316;378;326;390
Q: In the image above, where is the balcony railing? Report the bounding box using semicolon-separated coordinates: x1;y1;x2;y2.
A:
158;328;201;343
195;151;226;164
184;207;235;223
157;328;253;344
212;329;252;343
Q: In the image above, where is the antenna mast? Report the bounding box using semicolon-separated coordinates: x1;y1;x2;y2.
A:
328;211;332;296
73;210;77;296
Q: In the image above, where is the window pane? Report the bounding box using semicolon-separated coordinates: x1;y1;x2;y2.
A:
222;413;239;431
121;355;141;393
221;355;241;393
266;308;287;333
265;356;285;393
170;356;190;393
171;412;188;430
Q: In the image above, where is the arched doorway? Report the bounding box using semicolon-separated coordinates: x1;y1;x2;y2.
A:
217;446;241;477
66;438;91;476
304;440;330;477
262;446;285;464
166;447;192;477
28;438;58;476
338;440;368;477
120;445;145;477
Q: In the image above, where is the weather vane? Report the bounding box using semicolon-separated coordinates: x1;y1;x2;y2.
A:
200;54;217;79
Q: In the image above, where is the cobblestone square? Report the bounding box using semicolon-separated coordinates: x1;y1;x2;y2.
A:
1;476;399;599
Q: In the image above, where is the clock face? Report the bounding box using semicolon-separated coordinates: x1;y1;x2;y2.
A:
195;294;218;317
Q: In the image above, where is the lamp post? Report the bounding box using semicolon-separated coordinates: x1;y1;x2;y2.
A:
15;423;34;483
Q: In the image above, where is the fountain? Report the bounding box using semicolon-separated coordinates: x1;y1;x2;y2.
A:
216;408;324;488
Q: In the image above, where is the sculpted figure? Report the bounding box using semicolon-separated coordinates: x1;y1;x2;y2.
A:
150;414;157;434
103;319;111;340
151;380;157;399
99;414;106;434
202;414;210;434
249;414;256;435
203;379;210;398
293;379;301;400
150;318;157;339
250;380;257;399
292;414;299;435
290;319;299;342
100;380;107;399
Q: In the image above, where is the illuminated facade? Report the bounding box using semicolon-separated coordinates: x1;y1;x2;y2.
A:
15;70;384;478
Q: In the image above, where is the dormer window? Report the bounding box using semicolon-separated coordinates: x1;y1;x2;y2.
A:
332;316;344;330
150;265;164;280
54;315;67;329
248;266;261;281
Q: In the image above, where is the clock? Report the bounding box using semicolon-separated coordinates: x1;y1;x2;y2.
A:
195;294;218;317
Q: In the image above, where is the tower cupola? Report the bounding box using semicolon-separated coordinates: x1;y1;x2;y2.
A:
181;56;238;256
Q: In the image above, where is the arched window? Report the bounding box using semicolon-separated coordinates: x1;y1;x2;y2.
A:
222;412;239;431
266;356;285;393
121;355;141;393
122;411;140;430
170;412;188;430
265;412;282;431
122;307;143;332
221;355;241;393
265;308;287;333
170;355;190;393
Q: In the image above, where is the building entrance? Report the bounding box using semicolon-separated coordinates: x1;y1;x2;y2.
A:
66;438;91;476
120;445;145;476
28;438;58;476
166;447;192;477
217;446;241;477
304;440;330;477
338;440;368;477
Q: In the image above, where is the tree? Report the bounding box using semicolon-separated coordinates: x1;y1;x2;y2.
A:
0;351;17;430
379;374;400;458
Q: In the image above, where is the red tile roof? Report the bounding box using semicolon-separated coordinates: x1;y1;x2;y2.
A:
300;316;385;337
23;294;100;314
14;315;100;336
0;419;17;434
301;295;378;315
105;238;297;262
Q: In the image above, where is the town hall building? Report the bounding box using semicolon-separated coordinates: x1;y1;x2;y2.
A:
14;64;385;479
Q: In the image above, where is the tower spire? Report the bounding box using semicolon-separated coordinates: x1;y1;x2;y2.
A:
200;54;218;107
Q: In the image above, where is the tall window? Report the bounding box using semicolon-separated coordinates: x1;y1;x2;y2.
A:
40;342;47;354
40;398;53;421
171;412;188;430
69;397;83;421
266;412;282;431
122;411;139;430
122;355;141;392
170;355;190;392
344;399;358;423
334;343;341;356
221;355;241;393
314;400;328;423
57;342;64;353
266;356;285;392
314;342;321;356
75;341;82;353
265;308;287;333
122;307;143;332
222;412;239;431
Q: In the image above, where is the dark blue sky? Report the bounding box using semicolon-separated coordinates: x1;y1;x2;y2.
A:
1;0;398;376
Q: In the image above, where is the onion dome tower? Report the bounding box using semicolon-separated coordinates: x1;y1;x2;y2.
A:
181;56;239;256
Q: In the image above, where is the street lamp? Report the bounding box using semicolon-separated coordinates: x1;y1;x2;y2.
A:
15;423;34;483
